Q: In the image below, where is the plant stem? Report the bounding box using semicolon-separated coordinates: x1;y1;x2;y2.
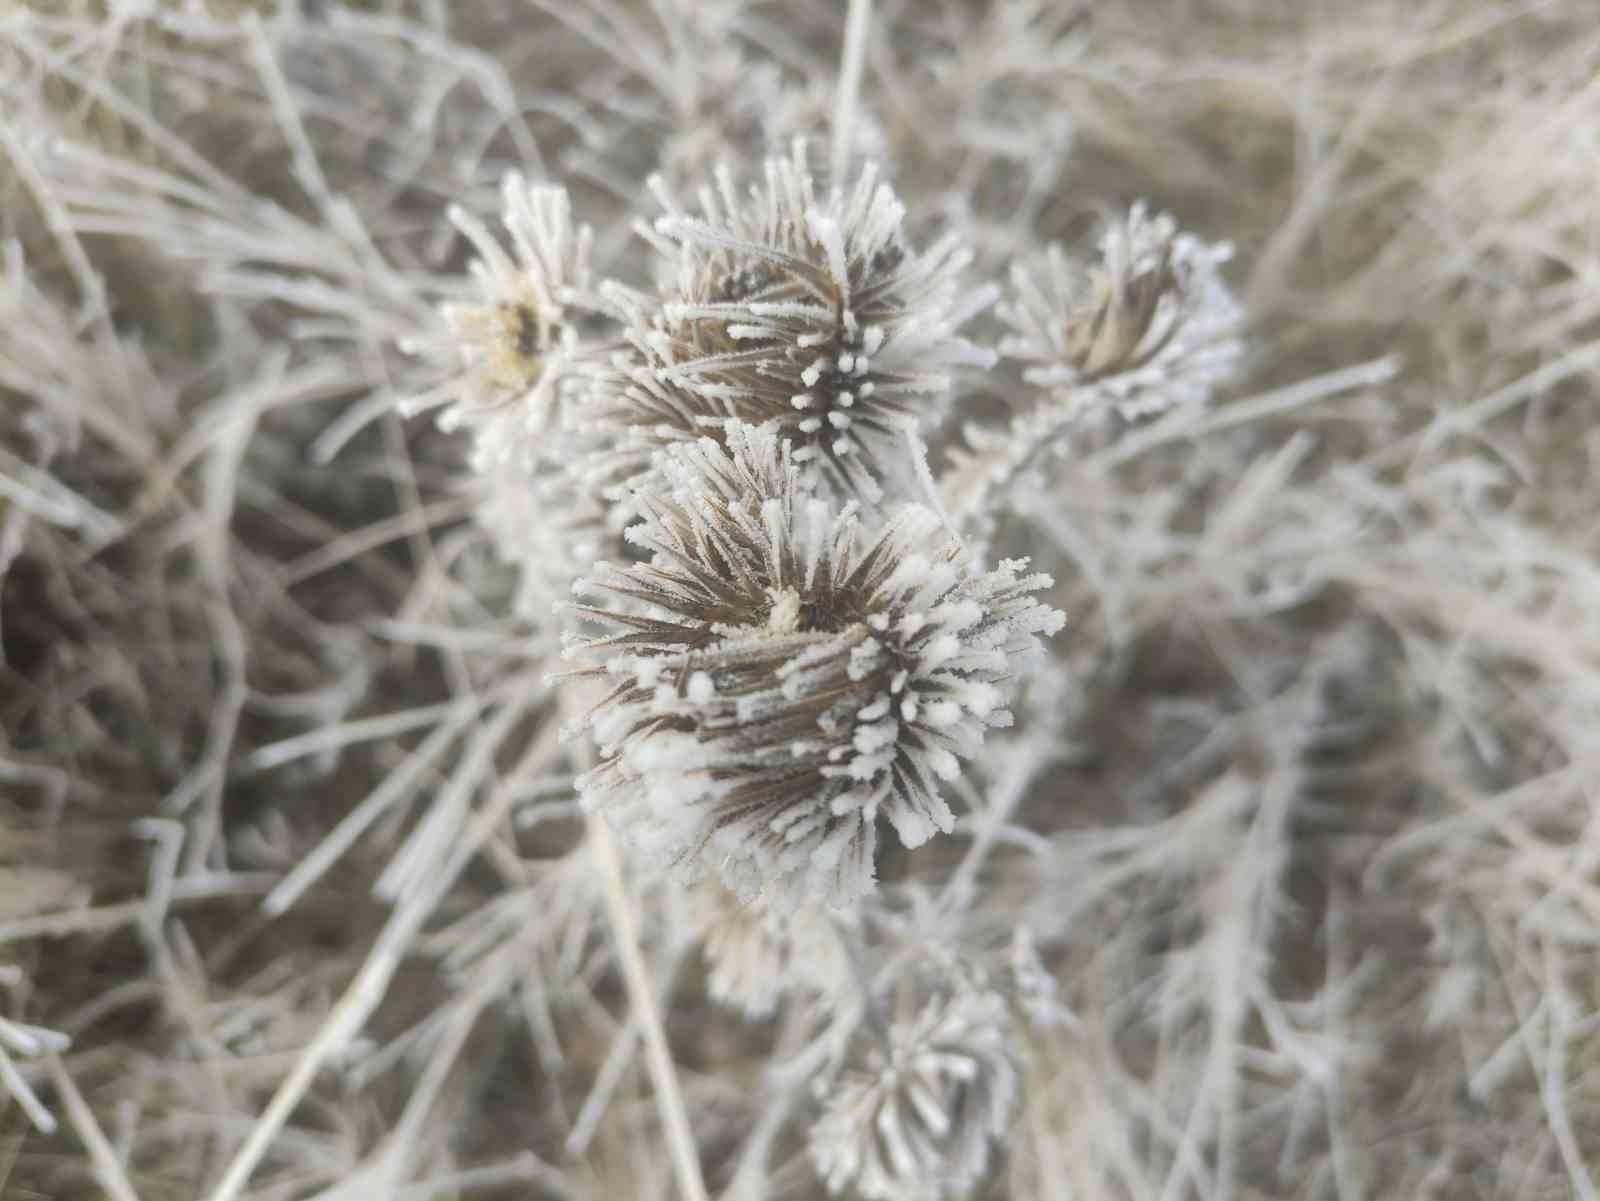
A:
590;816;710;1201
832;0;873;183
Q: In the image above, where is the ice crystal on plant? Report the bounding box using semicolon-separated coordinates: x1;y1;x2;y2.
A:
616;142;997;502
563;421;1062;907
998;203;1241;420
810;979;1018;1201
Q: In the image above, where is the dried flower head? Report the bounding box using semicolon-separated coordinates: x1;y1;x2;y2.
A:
621;142;997;501
433;177;595;454
810;979;1018;1200
998;203;1241;419
563;421;1063;907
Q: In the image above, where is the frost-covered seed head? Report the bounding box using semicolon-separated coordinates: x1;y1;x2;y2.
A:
561;421;1062;907
810;983;1018;1201
624;141;998;501
408;179;611;612
437;177;595;454
998;203;1241;419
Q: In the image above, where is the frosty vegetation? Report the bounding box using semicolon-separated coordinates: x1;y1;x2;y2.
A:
2;2;1599;1200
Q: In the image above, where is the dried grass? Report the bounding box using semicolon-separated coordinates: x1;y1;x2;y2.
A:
1;1;1597;1198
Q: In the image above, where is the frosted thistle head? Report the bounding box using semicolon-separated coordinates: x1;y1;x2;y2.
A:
810;976;1018;1200
561;422;1063;908
632;141;998;501
998;203;1241;419
436;177;595;450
